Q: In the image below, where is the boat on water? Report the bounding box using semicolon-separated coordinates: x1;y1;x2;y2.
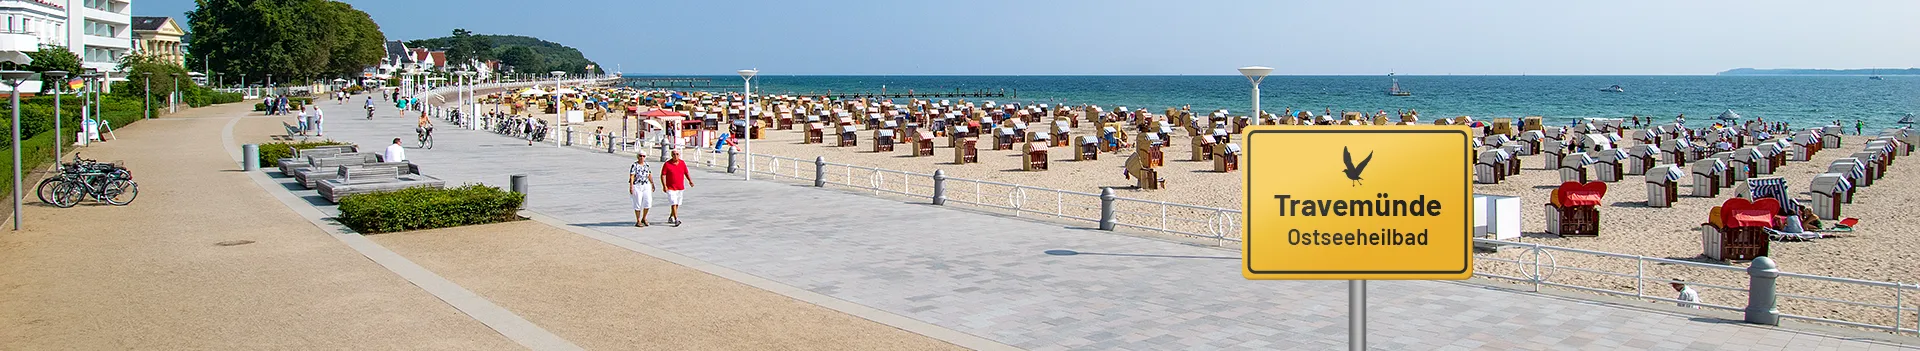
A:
1387;73;1411;96
1870;69;1885;80
1899;113;1916;124
1600;85;1625;93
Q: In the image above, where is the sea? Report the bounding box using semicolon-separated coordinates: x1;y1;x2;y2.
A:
618;75;1920;128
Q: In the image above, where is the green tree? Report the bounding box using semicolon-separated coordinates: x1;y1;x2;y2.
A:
14;45;82;87
496;46;543;72
186;0;386;84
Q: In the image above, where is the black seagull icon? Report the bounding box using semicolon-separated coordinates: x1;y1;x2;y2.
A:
1342;146;1373;186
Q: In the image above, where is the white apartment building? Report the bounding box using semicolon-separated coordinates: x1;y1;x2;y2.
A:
0;0;132;73
67;0;131;73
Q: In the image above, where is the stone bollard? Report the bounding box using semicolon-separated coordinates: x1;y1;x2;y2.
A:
1745;256;1781;325
658;138;670;160
510;174;529;209
727;148;738;173
1099;187;1117;231
241;144;259;171
565;126;574;146
607;135;616;153
814;156;826;187
932;170;947;205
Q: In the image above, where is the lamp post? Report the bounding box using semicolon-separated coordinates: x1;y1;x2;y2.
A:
458;71;476;129
550;71;564;147
46;70;66;163
78;73;95;146
3;70;34;230
141;72;151;119
238;73;246;95
738;69;757;180
1237;66;1273;129
170;73;181;114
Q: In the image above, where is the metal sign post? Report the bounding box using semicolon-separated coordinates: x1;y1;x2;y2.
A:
1350;280;1366;351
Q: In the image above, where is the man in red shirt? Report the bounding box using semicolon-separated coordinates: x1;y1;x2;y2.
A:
660;149;694;226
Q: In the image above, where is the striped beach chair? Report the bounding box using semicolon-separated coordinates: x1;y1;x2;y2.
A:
1646;164;1685;208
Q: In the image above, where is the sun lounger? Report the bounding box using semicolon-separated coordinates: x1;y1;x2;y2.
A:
1546;181;1607;237
315;166;446;204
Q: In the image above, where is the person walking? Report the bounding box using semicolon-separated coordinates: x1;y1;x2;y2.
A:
1856;119;1865;136
660;149;693;226
628;153;656;227
296;106;309;134
311;106;325;136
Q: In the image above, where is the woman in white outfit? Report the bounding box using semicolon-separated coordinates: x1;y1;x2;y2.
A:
628;153;655;227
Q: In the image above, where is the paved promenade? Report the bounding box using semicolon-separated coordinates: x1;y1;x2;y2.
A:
304;97;1920;350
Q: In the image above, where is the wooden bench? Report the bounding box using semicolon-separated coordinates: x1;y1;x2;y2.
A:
316;166;446;203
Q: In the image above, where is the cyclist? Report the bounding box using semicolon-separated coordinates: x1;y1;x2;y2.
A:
416;111;434;149
365;97;375;119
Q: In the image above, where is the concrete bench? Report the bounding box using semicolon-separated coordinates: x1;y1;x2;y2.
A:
316;166;445;203
275;146;358;175
295;161;411;189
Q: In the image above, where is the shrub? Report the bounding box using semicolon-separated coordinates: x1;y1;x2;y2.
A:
253;100;307;111
258;140;349;167
337;184;525;234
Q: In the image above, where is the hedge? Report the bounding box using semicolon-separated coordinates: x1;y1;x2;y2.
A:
258;140;350;167
337;184;525;234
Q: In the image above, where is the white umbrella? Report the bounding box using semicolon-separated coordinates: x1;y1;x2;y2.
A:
520;88;549;96
1716;110;1741;121
554;87;579;95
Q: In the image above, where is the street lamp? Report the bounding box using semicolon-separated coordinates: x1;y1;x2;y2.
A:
458;71;476;129
46;70;66;163
549;71;565;147
141;72;151;119
738;69;757;180
170;73;181;114
1237;66;1273;130
3;70;34;230
78;72;95;147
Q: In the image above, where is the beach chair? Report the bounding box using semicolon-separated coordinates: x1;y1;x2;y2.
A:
949;125;972;147
1659;139;1692;164
1593;150;1628;182
1809;173;1850;221
1789;133;1819;161
1027;130;1051;149
1491;118;1514;136
1214;143;1241;172
1699;198;1775;261
1192;134;1216;161
838;125;859;147
1631;129;1658;145
1126;151;1165;190
1051;120;1072;147
1076;136;1100;161
1756;142;1784;170
1137;134;1165;167
994;127;1017;151
1827;160;1865;199
1646;164;1683;208
952;138;978;164
1545;181;1606;237
1690;158;1725;197
1709;152;1737;185
1820;126;1844;149
804;123;825;144
1023;142;1049;171
1483;135;1513;152
1850;152;1885;183
1476;149;1510;184
1559;153;1595;183
1010;121;1029;143
908;130;934;157
1099;126;1123;152
1730;147;1760;181
1542;139;1568;169
1624;145;1657;175
1868;140;1900;166
872;129;895;152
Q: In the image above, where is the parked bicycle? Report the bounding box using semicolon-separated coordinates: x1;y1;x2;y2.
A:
36;155;137;207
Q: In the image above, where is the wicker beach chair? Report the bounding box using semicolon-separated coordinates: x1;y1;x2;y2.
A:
1023;142;1048;171
1699;197;1775;261
1645;165;1683;208
1545;181;1606;237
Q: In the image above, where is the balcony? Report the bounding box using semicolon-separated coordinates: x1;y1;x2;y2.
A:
0;31;40;53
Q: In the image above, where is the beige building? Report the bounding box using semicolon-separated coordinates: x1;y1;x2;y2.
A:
130;16;182;66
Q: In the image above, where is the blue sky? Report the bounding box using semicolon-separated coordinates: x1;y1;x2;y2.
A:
140;0;1919;75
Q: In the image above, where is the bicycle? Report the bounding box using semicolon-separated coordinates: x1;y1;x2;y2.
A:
417;126;434;149
37;155;128;205
41;155;137;208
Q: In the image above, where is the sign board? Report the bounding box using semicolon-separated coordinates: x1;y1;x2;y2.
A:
566;110;585;124
1241;126;1473;280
